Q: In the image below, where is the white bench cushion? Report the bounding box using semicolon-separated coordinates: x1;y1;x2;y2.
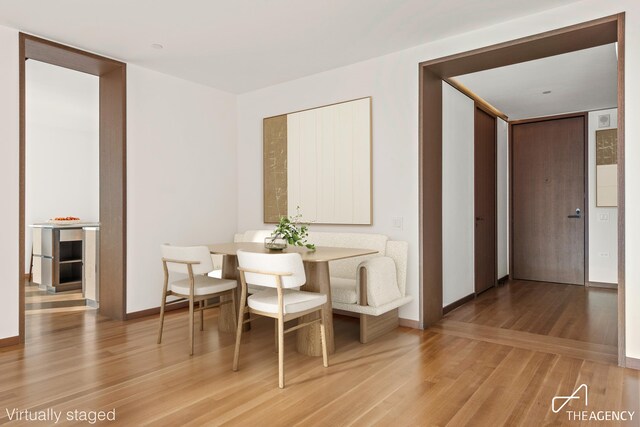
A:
235;230;412;318
308;231;388;280
242;230;273;243
330;277;357;304
333;295;413;316
171;276;237;296
248;289;327;314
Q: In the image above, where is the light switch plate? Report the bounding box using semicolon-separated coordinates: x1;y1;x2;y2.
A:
599;213;609;221
392;216;403;229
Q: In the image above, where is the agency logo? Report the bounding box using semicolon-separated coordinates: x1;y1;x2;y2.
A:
552;384;635;422
552;384;588;413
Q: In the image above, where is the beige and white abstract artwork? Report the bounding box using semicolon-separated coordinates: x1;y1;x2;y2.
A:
263;97;372;224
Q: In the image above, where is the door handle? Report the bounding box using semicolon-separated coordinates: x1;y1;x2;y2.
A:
568;208;581;219
475;217;484;221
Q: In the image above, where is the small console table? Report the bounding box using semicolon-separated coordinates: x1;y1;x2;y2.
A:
30;223;99;294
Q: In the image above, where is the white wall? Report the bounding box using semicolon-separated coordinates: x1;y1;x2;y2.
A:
2;0;640;359
236;0;640;330
126;65;238;314
0;30;240;335
442;84;475;306
25;60;99;272
441;89;508;308
589;108;618;284
0;25;19;340
497;118;509;279
237;56;420;321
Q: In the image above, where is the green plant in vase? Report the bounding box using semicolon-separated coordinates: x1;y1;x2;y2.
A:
266;207;316;251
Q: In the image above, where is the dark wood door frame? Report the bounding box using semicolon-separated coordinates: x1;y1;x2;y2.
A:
509;112;589;286
19;33;127;342
418;14;626;366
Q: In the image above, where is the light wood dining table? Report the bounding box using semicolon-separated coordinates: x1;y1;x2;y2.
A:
207;242;377;356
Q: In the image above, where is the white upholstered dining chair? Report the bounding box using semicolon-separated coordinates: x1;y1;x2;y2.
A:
232;230;276;294
233;250;329;388
158;245;238;355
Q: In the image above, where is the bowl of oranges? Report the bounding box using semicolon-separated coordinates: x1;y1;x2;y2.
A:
48;216;81;225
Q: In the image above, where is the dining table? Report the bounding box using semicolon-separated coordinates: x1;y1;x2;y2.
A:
207;242;377;356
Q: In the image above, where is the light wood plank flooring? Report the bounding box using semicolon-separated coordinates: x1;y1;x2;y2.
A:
25;282;91;314
446;280;618;346
1;281;637;426
441;280;618;364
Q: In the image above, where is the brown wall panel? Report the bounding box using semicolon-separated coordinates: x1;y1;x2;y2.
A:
421;70;443;327
99;66;127;320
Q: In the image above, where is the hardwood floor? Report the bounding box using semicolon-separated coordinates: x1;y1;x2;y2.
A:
25;282;91;314
441;280;618;365
446;280;618;346
1;280;637;426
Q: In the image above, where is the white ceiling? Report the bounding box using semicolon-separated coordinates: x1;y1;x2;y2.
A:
454;43;618;120
0;0;583;93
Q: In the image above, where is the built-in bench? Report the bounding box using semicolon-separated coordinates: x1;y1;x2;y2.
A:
234;230;411;343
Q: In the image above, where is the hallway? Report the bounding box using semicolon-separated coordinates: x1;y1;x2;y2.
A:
441;280;617;364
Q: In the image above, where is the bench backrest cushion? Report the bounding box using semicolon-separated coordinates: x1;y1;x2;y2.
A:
237;230;272;243
307;231;388;279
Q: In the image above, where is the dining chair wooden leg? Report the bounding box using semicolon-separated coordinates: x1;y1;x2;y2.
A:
232;291;247;371
189;297;195;356
157;294;167;344
199;300;204;331
274;319;278;353
278;316;285;389
230;290;238;331
320;315;329;368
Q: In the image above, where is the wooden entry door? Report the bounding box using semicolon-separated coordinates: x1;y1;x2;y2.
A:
474;107;497;294
512;115;586;285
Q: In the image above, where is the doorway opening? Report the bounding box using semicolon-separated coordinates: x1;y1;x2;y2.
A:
25;60;100;316
19;34;127;342
419;14;625;366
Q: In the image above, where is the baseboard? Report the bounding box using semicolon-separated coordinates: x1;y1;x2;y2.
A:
0;335;20;348
587;281;617;290
625;357;640;370
126;301;189;320
398;318;422;329
498;274;509;284
443;293;475;315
